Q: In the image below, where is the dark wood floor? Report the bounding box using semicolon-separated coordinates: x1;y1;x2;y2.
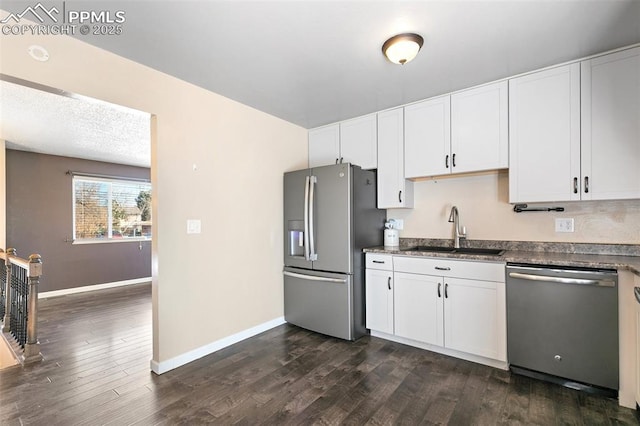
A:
1;283;638;425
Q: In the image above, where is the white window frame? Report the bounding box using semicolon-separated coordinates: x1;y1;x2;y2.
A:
72;175;152;244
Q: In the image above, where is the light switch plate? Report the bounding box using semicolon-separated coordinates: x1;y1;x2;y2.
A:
393;219;404;230
187;219;201;234
555;218;574;233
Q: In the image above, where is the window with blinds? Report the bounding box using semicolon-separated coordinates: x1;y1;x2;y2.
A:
73;176;152;241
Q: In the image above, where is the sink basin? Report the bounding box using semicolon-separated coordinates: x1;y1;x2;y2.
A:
404;245;455;252
401;246;505;256
452;247;505;256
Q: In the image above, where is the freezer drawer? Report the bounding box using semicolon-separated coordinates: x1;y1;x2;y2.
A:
284;267;354;340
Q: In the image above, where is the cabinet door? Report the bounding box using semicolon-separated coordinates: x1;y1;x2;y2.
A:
340;114;377;170
509;63;581;203
365;268;394;334
394;272;444;346
377;108;413;208
405;95;451;178
444;277;506;361
309;124;340;168
451;81;508;174
581;47;640;201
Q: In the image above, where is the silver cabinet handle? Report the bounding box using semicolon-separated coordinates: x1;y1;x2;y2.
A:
387;277;391;290
284;271;346;283
304;176;310;261
435;266;451;271
508;272;615;287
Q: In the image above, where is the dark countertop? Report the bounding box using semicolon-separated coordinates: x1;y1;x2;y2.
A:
364;239;640;276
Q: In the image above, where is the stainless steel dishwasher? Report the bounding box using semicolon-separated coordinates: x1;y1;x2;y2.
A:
506;264;618;396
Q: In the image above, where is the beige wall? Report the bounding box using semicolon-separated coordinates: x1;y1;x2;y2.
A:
0;140;5;249
0;26;308;364
389;171;640;244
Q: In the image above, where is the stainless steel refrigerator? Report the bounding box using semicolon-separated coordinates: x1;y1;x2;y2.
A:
283;163;386;340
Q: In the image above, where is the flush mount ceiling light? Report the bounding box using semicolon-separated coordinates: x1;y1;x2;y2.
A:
382;33;424;65
28;45;50;62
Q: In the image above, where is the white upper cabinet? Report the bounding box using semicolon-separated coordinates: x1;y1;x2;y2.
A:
405;81;508;179
339;114;377;170
510;47;640;203
509;63;581;203
581;47;640;201
308;114;377;170
308;124;340;168
451;81;509;174
377;108;413;208
405;95;451;178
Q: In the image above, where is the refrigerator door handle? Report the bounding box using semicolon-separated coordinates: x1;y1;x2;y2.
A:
309;175;318;261
304;175;311;261
284;271;347;283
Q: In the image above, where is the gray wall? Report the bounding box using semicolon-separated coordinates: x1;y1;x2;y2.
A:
6;150;151;292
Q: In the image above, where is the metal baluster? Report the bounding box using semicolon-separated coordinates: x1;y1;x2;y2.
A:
2;248;15;332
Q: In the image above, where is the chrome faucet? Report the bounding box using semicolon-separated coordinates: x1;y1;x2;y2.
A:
448;206;467;248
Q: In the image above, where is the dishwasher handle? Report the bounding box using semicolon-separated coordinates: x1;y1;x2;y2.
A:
508;272;616;287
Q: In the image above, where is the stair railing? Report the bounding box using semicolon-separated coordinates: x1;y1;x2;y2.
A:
0;248;43;364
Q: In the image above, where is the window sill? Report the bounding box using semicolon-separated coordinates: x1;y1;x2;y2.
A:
72;238;152;245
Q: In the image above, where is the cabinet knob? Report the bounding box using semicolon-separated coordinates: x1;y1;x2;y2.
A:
554;355;562;362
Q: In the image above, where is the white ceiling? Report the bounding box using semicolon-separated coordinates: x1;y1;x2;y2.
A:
1;1;639;166
70;0;640;128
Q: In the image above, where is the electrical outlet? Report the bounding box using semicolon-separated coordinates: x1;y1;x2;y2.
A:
187;219;201;234
555;218;574;233
394;219;404;230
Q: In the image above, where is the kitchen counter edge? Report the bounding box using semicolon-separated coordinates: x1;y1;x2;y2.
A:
363;247;640;276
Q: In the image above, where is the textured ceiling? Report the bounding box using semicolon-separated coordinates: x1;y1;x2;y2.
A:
0;79;151;167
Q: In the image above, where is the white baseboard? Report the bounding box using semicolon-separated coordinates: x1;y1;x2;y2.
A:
39;277;151;299
150;316;286;375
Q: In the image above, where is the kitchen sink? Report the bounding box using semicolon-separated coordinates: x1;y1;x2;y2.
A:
402;246;505;256
452;247;505;256
404;245;456;252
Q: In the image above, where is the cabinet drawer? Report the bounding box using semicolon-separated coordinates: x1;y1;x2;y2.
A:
393;256;505;282
366;254;393;271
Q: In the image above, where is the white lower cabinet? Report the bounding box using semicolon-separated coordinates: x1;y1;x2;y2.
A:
365;254;507;366
394;272;444;346
443;277;505;361
365;254;394;334
365;268;394;334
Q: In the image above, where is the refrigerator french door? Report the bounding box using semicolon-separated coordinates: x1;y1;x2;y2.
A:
283;163;384;340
